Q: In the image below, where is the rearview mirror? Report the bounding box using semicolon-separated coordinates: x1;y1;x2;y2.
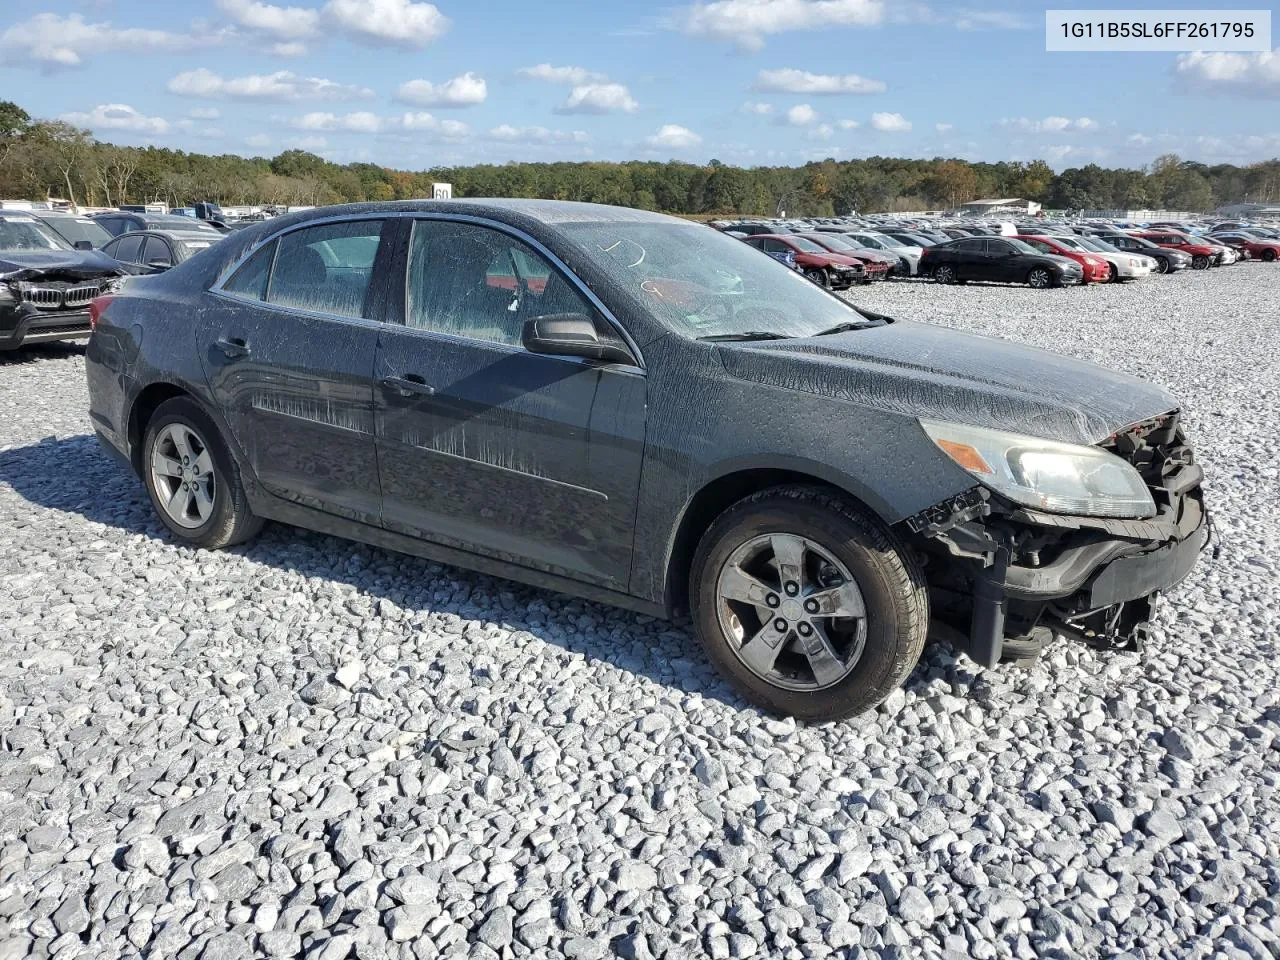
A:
522;313;634;365
74;239;94;251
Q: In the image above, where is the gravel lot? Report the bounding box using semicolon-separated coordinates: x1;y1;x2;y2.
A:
1;265;1277;960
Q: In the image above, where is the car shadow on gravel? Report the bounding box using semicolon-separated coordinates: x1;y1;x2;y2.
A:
0;434;963;713
0;342;86;366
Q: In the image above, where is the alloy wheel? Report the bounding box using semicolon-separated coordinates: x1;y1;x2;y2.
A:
935;265;955;284
715;533;868;691
1028;268;1051;288
150;423;216;529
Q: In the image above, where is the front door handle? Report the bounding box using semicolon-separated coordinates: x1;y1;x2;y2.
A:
381;374;435;397
216;337;250;359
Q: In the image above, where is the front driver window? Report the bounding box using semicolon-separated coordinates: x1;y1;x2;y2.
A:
407;220;597;346
266;219;384;319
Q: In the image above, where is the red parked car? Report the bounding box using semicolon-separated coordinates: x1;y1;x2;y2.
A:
1210;232;1280;262
796;233;893;282
1019;235;1111;284
742;235;867;289
1131;231;1224;269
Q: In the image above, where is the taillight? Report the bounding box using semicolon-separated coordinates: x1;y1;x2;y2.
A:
88;295;114;331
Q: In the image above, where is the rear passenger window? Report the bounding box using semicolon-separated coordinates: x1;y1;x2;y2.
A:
142;237;172;266
266;220;384;319
109;234;144;263
222;239;277;301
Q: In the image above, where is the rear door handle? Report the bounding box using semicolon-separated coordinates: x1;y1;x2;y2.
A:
216;337;250;359
381;374;435;397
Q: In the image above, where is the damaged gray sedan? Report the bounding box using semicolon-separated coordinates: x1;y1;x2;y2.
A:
85;200;1209;720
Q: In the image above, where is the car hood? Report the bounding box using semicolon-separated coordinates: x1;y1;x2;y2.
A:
0;249;126;281
717;319;1178;446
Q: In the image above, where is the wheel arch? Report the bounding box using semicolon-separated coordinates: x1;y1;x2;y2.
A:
661;459;895;617
126;380;200;474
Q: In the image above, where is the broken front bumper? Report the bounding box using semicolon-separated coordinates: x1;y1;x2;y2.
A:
0;303;93;350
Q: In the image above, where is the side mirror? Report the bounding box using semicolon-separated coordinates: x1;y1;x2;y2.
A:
522;313;634;365
73;239;94;251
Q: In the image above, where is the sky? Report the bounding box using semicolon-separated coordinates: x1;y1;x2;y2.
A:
1;0;1277;171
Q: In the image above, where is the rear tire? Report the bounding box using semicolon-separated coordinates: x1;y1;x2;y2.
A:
934;264;956;284
142;397;263;549
690;486;929;721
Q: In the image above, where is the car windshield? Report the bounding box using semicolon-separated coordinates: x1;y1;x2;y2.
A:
565;221;871;339
850;234;888;249
1051;235;1087;251
786;236;827;253
0;218;72;252
177;237;215;259
42;216;111;249
1079;237;1119;252
1002;237;1039;254
806;234;858;252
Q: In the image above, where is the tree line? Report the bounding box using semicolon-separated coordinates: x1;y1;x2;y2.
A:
2;100;1277;216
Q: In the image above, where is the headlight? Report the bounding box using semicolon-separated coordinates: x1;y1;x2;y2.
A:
920;420;1156;518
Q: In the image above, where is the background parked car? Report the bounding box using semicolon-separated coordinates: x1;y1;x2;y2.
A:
1210;232;1280;262
1070;235;1155;280
1018;235;1112;284
91;211;224;240
742;235;866;288
922;236;1084;287
1096;233;1190;273
103;229;220;274
0;212;125;350
797;233;891;282
25;211;114;250
1132;231;1223;269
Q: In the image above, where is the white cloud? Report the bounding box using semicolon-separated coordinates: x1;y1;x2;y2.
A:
396;73;487;108
293;111;386;133
400;112;471;138
60;103;169;135
935;121;953;133
838;118;860;130
784;104;819;126
1127;133;1152;146
674;0;885;51
754;67;885;95
741;101;774;115
954;8;1029;30
270;41;309;56
870;111;911;132
517;64;607;85
0;12;190;70
488;125;589;144
1000;116;1097;134
1175;50;1280;97
288;135;328;150
324;0;449;47
555;83;639;114
646;124;702;149
807;123;834;141
216;0;319;38
168;68;374;101
246;133;272;148
190;107;222;120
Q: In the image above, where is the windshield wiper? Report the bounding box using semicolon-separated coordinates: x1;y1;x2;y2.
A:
813;318;885;336
696;331;794;342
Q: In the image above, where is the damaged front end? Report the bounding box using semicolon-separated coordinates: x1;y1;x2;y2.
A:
904;413;1210;666
0;267;127;351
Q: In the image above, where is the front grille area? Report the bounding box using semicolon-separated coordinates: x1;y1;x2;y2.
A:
1104;413;1204;528
16;280;106;310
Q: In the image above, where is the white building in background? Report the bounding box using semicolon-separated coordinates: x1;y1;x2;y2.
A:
1213;201;1280;218
960;198;1042;216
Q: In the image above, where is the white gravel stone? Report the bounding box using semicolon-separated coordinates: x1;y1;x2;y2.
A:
1;268;1278;959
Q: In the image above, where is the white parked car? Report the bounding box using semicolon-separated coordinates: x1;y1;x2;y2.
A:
1071;236;1155;281
846;231;923;276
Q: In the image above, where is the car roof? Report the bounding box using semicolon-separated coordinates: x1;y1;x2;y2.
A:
112;228;219;242
259;199;688;233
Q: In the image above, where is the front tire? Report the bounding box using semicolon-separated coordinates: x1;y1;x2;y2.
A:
805;267;830;288
142;397;263;549
1191;254;1210;270
1263;249;1277;262
1154;256;1170;274
1107;263;1119;283
1027;267;1053;288
690;486;929;721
